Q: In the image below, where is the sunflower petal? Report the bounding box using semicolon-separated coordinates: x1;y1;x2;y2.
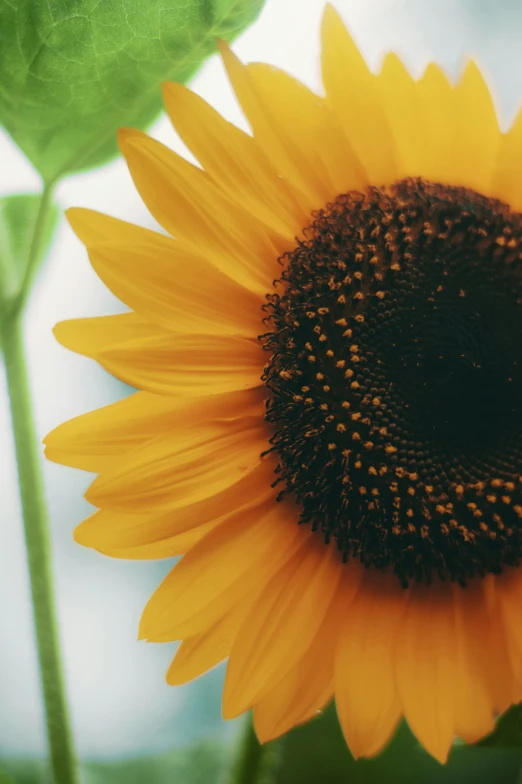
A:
451;581;495;743
409;58;500;192
54;313;160;359
97;332;262;397
414;63;456;184
166;595;254;686
85;417;267;513
253;586;347;743
492;571;522;709
394;583;456;764
162;81;305;238
254;669;333;744
56;315;262;397
77;510;219;560
87;238;263;336
118;129;282;294
379;53;424;179
75;455;276;555
139;500;304;641
321;5;398;184
222;539;343;718
335;570;404;759
452;61;499;192
219;43;323;213
67;207;157;247
44;392;184;470
244;63;367;199
490;109;522;209
45;387;265;471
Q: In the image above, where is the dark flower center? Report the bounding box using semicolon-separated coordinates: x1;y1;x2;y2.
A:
261;178;522;586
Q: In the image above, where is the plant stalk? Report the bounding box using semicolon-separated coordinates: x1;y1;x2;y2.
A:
2;194;80;784
232;714;281;784
11;182;56;315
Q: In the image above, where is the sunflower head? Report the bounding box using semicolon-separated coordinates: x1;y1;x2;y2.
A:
45;3;522;766
262;178;522;586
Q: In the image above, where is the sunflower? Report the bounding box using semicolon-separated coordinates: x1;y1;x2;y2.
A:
44;4;522;763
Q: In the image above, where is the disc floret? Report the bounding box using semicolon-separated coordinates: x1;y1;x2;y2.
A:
262;179;522;585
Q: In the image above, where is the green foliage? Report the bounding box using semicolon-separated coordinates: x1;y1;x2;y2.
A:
0;193;59;309
0;759;45;784
0;0;264;182
2;704;522;784
480;703;522;748
275;704;522;784
84;740;228;784
0;739;229;784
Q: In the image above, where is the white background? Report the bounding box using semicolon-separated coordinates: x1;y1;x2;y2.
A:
1;0;522;760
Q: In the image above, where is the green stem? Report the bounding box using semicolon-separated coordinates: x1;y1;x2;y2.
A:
232;715;264;784
11;181;56;315
232;714;281;784
2;315;80;780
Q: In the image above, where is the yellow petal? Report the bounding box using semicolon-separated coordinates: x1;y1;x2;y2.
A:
139;500;304;641
44;387;265;471
467;574;522;715
321;5;398;185
335;570;404;759
494;570;522;707
379;53;424;179
87;238;263;337
394;583;455;764
67;207;157;247
414;63;456;184
219;43;322;214
118;129;282;294
451;61;499;192
162;81;305;238
55;314;263;397
77;510;219;560
75;454;276;556
166;595;254;686
411;58;500;192
85;417;267;513
451;581;495;743
254;668;333;744
253;586;347;743
54;312;161;359
44;391;182;471
490;109;522;209
222;539;343;718
245;63;367;199
98;332;263;397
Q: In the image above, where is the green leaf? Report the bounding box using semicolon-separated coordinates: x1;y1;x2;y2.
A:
0;193;59;308
480;703;522;749
275;704;522;784
0;0;265;183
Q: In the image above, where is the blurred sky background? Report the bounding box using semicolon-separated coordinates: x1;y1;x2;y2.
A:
3;0;522;762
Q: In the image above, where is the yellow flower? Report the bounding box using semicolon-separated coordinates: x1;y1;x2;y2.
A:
45;4;522;764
